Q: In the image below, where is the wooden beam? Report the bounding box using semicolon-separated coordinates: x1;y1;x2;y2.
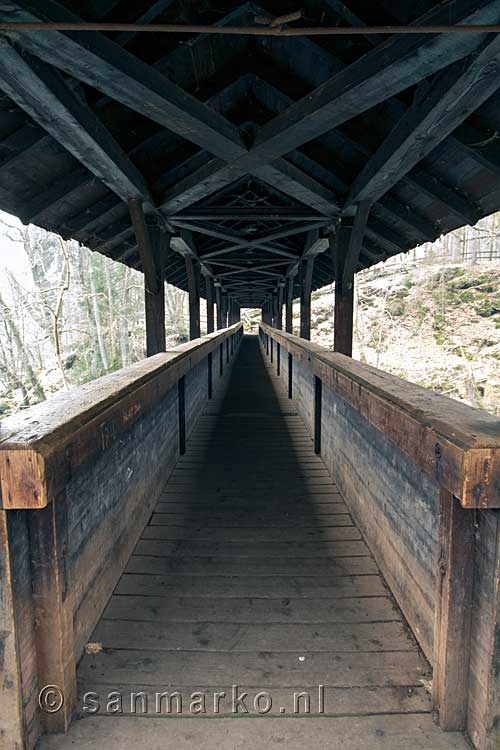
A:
7;0;495;227
128;199;159;293
285;271;296;334
347;39;500;207
250;0;500;163
342;202;371;287
170;219;326;260
145;226;168;356
0;39;153;207
204;273;215;334
172;208;326;221
251;48;479;231
432;489;475;730
299;253;315;340
156;0;500;214
276;284;284;331
28;497;77;733
215;284;223;331
115;0;176;47
323;0;384;46
3;0;245;160
185;255;200;340
0;512;28;748
331;221;354;357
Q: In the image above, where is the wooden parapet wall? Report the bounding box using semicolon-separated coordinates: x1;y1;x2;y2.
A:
260;323;500;750
0;324;242;750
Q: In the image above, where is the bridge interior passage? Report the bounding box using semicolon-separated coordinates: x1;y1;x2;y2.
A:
3;2;500;750
2;326;500;750
36;335;468;750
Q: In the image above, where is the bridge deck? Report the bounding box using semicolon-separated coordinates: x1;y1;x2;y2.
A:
40;336;468;749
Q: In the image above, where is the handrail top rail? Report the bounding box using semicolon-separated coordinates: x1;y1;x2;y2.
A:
261;323;500;508
0;323;242;509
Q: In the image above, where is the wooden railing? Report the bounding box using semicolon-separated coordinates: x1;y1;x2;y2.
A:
260;323;500;750
0;323;243;750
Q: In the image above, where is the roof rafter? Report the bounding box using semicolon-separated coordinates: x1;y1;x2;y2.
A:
347;40;500;207
0;38;155;210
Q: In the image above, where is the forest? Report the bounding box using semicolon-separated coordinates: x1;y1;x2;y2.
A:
0;214;191;414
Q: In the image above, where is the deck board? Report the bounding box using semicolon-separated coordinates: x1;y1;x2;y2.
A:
39;336;469;748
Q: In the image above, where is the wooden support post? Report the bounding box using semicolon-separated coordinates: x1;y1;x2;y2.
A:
222;293;228;329
331;203;370;357
145;226;168;356
276;284;284;330
272;293;276;329
205;274;214;334
128;199;168;356
286;273;295;334
185;255;201;340
433;489;475;731
215;284;223;330
0;512;29;748
29;496;77;734
300;255;315;340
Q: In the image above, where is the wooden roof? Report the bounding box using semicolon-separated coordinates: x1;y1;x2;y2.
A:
1;0;500;306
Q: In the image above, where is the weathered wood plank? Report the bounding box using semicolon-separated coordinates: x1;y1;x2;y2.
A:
103;593;399;624
77;648;429;688
0;324;242;509
92;619;415;653
36;714;470;749
74;684;431;718
261;324;500;507
433;489;475;730
125;553;375;576
115;572;383;598
133;538;370;558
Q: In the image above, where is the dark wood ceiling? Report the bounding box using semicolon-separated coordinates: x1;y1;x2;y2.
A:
1;0;500;307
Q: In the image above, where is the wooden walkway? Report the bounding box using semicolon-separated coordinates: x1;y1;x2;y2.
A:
41;336;468;749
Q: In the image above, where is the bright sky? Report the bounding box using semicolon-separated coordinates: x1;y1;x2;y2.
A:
0;210;33;295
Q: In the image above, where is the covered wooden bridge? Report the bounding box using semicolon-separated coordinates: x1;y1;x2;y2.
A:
1;1;500;749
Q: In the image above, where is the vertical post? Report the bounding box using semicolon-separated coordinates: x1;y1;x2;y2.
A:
221;293;228;329
215;284;223;330
128;199;167;356
145;226;168;356
433;489;474;730
185;256;201;340
29;496;77;733
314;376;322;455
277;342;281;376
276;284;284;330
0;512;36;747
300;255;315;340
288;353;293;398
271;291;277;328
286;273;295;334
332;203;370;356
205;274;214;334
207;352;213;399
178;376;186;454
